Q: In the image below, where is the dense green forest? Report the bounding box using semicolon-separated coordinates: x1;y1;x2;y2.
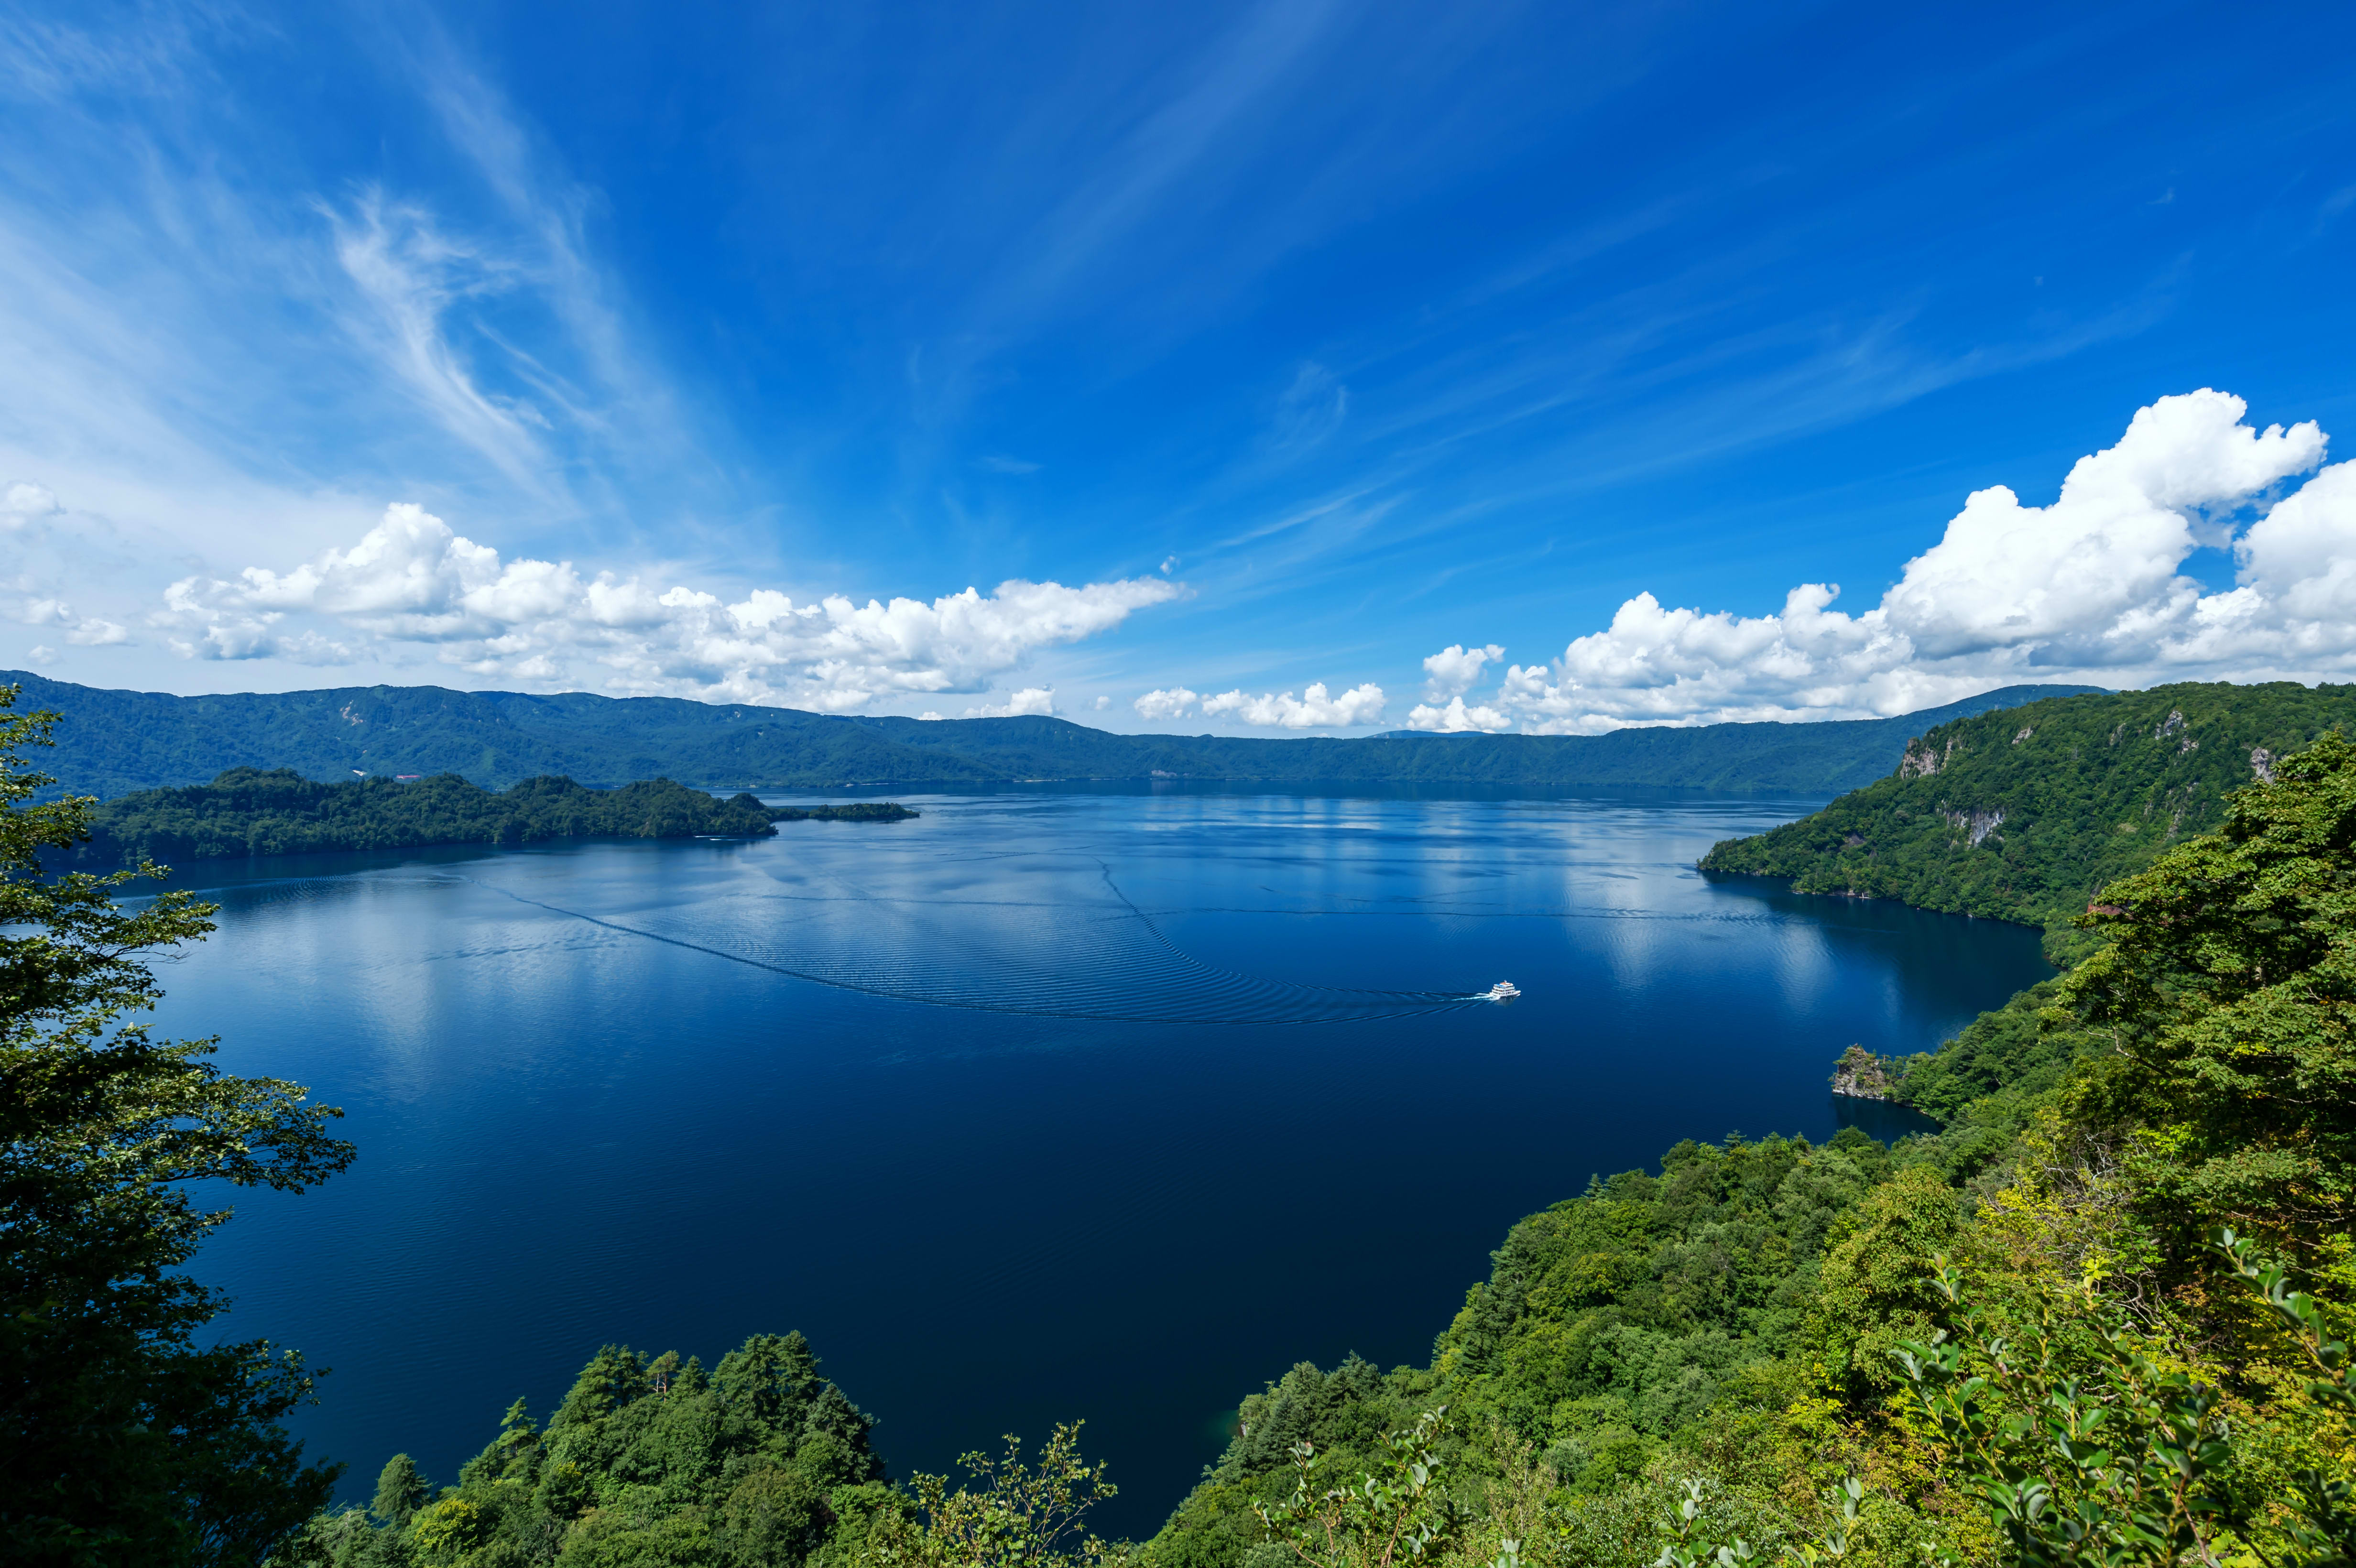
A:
3;694;357;1562
1699;681;2356;958
55;768;916;868
290;1335;902;1568
2;670;2090;797
20;677;2356;1568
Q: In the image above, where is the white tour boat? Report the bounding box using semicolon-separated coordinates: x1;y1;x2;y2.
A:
1476;980;1521;1002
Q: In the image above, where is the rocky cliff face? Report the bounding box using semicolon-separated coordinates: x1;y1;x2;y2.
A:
1897;736;1963;779
1941;806;2007;846
1830;1044;1893;1100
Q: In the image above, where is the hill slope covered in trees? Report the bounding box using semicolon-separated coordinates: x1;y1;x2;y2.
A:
1698;681;2356;954
297;1333;900;1568
4;671;2093;797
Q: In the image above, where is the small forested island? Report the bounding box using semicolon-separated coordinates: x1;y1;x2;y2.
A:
55;766;917;868
764;800;919;824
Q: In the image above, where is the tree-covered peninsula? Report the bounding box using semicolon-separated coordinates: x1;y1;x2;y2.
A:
55;768;916;869
1696;680;2356;957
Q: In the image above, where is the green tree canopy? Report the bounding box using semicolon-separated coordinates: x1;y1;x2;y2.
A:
294;1332;895;1568
0;688;355;1564
2060;727;2356;1260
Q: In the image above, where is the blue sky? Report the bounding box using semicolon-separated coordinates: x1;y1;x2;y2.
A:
4;0;2355;731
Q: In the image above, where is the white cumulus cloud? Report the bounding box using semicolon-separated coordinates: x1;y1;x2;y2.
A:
963;687;1057;718
1202;682;1387;730
1421;642;1504;699
157;503;1181;708
1407;695;1512;732
1479;389;2353;732
1134;686;1200;721
18;597;127;646
2;482;62;529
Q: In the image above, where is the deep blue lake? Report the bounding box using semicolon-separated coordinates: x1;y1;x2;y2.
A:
166;784;2048;1536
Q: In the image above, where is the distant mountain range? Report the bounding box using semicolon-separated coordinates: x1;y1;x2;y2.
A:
0;671;2103;797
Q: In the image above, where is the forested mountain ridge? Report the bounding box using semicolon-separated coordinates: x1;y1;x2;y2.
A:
56;768;915;869
4;670;2093;797
1697;680;2356;953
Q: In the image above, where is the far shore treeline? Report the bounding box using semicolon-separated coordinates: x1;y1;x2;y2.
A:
53;767;917;869
2;669;2098;798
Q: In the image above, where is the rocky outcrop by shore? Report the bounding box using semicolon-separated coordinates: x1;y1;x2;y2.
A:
1831;1044;1894;1100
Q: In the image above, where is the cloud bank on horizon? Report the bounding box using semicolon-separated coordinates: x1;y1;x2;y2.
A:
155;503;1181;712
1388;389;2356;735
14;386;2349;733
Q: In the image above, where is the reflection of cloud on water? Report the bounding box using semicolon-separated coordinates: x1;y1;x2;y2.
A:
451;867;1481;1027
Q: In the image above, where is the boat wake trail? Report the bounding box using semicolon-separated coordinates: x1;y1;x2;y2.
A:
452;867;1486;1026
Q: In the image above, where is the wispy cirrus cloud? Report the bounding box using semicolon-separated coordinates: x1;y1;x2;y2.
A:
0;5;742;684
324;191;554;492
0;9;666;517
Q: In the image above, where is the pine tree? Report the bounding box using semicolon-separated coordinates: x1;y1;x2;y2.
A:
369;1455;428;1529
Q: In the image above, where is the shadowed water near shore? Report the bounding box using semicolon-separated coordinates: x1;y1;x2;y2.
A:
167;785;2046;1536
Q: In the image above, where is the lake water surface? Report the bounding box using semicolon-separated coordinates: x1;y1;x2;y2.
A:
169;785;2048;1535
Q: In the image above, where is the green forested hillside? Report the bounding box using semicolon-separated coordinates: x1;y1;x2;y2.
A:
1132;730;2356;1568
4;670;2091;796
58;768;914;869
1137;1033;2098;1568
294;1335;899;1568
1698;681;2356;952
1147;1129;1919;1568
